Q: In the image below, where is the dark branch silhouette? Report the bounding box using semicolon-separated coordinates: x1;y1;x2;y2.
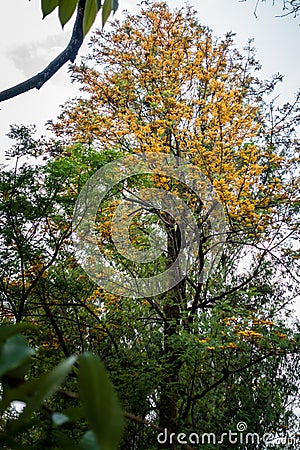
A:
0;0;87;103
242;0;300;18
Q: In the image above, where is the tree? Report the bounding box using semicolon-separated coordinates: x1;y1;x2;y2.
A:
1;130;299;448
51;2;300;447
0;0;119;103
1;2;299;449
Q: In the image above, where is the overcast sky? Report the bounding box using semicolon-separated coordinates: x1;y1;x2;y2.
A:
0;0;299;158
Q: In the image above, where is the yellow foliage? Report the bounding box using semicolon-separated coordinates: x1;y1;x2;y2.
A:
238;329;263;340
52;2;298;236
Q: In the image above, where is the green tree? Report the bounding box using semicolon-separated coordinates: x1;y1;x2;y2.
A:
1;125;299;449
51;2;300;448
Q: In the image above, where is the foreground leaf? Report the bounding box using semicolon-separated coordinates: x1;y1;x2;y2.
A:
42;0;59;18
83;0;98;35
59;0;78;27
101;0;118;27
54;431;80;450
79;353;123;450
0;334;34;378
11;356;77;429
0;323;36;344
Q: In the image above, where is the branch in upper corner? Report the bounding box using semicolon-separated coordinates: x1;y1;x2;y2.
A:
0;0;86;103
240;0;300;19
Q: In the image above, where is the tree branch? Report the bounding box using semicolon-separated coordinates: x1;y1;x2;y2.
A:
0;0;86;103
192;351;277;402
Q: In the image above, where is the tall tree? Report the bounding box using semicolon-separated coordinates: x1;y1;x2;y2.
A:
1;2;299;449
51;2;300;447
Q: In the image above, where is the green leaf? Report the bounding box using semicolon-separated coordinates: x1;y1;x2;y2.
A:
14;356;77;427
59;0;78;27
54;431;80;450
62;405;85;421
0;334;34;378
101;0;113;27
112;0;118;13
80;431;101;450
83;0;98;35
42;0;59;18
79;353;124;450
0;323;37;344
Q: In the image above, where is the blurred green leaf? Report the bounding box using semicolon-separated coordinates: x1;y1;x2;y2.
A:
42;0;59;18
0;334;34;378
62;405;85;421
83;0;98;35
13;356;77;428
54;431;80;450
79;353;123;450
102;0;118;27
0;323;36;344
59;0;78;27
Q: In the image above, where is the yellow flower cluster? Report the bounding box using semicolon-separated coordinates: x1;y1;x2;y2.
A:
238;330;263;340
252;319;274;326
52;2;298;240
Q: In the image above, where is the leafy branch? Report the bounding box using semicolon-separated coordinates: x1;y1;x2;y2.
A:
0;0;119;102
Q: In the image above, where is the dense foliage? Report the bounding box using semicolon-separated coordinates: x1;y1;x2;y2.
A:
1;3;299;449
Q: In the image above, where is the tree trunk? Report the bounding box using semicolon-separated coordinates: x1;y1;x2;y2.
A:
158;220;185;449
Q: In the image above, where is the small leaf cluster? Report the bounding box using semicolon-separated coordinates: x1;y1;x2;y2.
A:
41;0;119;34
0;324;124;450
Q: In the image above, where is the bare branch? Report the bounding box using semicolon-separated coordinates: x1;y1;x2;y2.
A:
0;0;86;103
241;0;300;18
